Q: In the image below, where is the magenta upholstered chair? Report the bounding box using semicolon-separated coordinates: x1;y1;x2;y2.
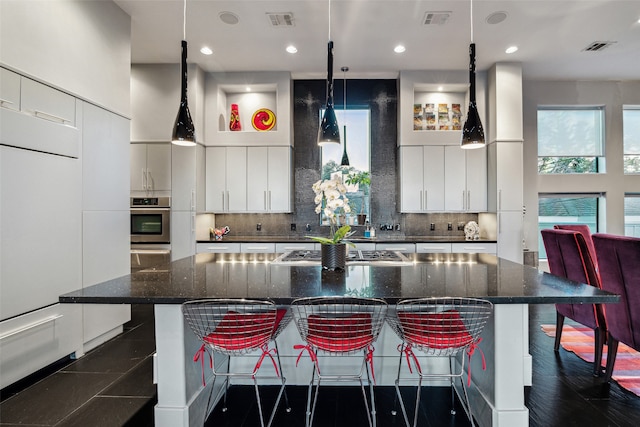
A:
554;224;598;271
541;229;606;376
592;233;640;382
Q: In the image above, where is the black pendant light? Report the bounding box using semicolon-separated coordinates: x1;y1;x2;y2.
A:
318;0;340;145
172;0;196;146
461;0;485;149
340;66;350;166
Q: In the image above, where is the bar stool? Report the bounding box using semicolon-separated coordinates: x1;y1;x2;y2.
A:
387;297;493;427
290;296;388;427
181;299;291;427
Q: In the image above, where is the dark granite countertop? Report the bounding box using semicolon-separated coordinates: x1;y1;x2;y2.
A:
197;235;497;244
60;253;617;306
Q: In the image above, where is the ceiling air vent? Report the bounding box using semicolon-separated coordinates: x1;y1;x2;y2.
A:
583;41;616;52
423;11;452;26
267;12;295;27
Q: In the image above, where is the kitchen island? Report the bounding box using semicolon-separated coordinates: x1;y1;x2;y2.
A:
60;252;618;427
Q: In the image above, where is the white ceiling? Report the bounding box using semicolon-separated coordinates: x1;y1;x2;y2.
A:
114;0;640;81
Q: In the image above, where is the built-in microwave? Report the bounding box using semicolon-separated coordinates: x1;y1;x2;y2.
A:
130;197;170;243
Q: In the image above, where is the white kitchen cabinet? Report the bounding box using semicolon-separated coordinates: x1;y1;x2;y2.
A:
1;145;81;320
0;68;21;111
400;145;444;212
247;146;291;212
81;102;131;351
240;243;276;253
0;70;80;158
400;145;486;212
416;243;453;253
488;142;523;212
375;243;416;253
197;242;242;253
130;143;171;193
205;146;247;212
275;242;316;252
83;103;130;211
451;242;497;255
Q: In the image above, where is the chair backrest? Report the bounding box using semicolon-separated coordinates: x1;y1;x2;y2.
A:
593;233;640;351
182;299;283;355
541;228;600;288
388;297;493;356
554;224;598;270
291;296;388;354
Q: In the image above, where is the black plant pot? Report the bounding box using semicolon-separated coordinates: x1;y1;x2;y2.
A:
321;243;346;271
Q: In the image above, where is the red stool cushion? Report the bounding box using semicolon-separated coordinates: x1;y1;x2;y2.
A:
399;310;472;349
307;313;373;352
203;309;285;351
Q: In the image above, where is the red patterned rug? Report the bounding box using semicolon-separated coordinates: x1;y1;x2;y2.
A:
541;324;640;397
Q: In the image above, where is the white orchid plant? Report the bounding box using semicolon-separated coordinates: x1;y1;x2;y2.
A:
307;178;356;246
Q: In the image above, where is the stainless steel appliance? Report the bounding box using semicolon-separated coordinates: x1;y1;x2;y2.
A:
131;197;171;272
130;197;170;243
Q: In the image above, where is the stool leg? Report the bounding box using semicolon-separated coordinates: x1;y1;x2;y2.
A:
449;357;456;415
253;375;266;427
306;364;317;427
412;376;423;427
364;357;375;427
222;355;231;412
274;341;291;413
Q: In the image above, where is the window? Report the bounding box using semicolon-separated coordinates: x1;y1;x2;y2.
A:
623;106;640;174
537;107;605;174
625;194;640;237
320;108;371;225
538;194;601;259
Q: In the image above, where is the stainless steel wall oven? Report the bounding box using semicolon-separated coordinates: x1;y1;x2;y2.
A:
130;197;170;243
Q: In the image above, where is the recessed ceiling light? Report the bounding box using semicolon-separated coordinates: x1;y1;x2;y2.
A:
438;86;443;91
505;46;518;54
286;45;298;54
219;11;239;25
246;87;251;92
486;11;508;25
200;46;213;55
394;45;406;53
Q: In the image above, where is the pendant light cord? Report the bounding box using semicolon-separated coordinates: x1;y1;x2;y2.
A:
470;0;474;43
328;0;331;41
183;0;187;41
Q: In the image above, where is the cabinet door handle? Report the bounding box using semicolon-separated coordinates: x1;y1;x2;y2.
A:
462;191;465;210
499;189;502;210
268;191;272;210
0;98;14;106
467;190;471;211
221;191;225;211
191;189;196;211
264;191;268;210
147;170;153;191
419;191;423;211
142;169;146;190
0;314;63;341
226;191;230;211
33;109;70;124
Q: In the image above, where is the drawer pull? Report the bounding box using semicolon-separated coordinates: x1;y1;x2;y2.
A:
0;98;15;106
33;110;70;124
0;314;63;341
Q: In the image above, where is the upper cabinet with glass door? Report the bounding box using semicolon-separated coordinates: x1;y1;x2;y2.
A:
204;71;292;146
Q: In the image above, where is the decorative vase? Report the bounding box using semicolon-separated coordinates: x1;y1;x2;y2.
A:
229;103;241;131
321;243;346;271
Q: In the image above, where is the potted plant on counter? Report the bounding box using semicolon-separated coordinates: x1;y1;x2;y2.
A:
345;170;370;225
307;178;355;270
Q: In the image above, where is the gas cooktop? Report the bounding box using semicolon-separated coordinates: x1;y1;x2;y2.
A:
271;250;412;266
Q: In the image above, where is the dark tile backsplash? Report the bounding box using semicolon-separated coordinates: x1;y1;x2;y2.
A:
213;80;478;239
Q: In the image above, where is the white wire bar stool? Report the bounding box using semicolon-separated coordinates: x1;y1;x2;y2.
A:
386;297;493;427
290;296;388;427
181;299;291;427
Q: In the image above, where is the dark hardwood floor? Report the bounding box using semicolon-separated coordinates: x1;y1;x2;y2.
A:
2;303;640;426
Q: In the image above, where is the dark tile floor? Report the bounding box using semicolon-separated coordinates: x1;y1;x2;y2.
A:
2;303;640;426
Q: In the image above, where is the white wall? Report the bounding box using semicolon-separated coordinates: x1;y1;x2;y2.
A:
522;80;640;250
0;0;131;116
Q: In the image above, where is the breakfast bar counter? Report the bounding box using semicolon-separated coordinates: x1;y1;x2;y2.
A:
60;253;618;427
